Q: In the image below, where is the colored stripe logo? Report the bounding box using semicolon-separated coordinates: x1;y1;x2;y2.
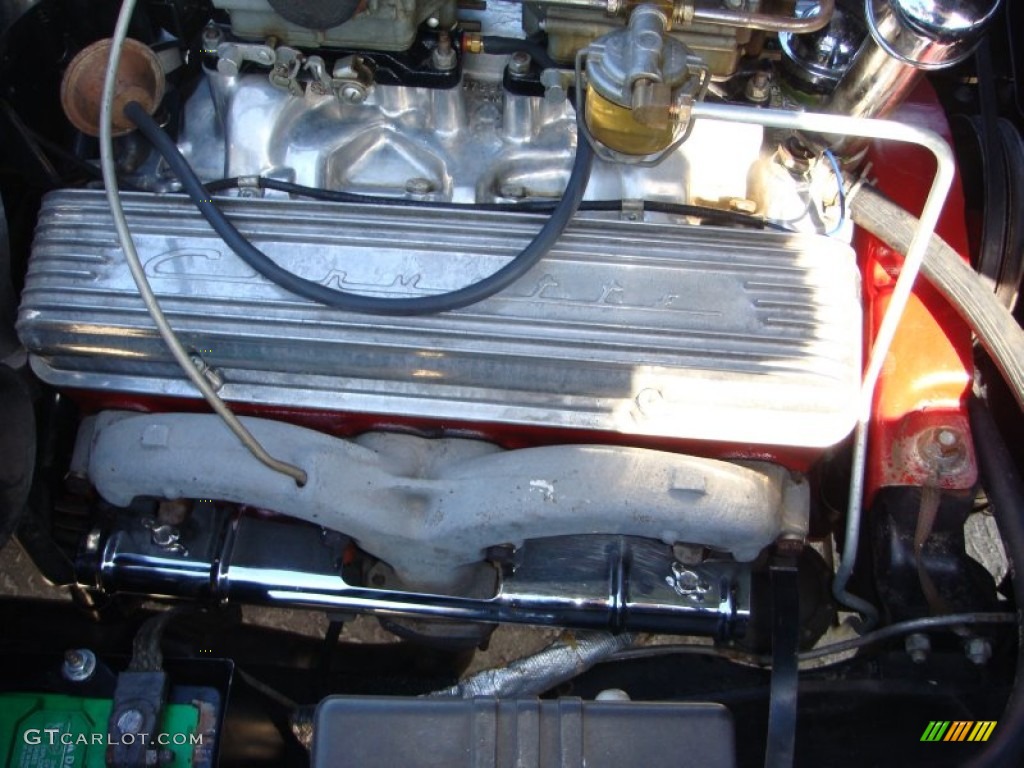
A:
920;721;997;742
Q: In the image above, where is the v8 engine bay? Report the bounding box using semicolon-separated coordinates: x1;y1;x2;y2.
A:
0;0;1023;764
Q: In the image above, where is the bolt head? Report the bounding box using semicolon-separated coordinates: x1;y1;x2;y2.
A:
508;51;532;76
340;84;365;103
936;428;962;456
905;632;930;663
965;637;992;665
85;529;102;553
745;72;771;102
405;177;435;195
431;47;457;71
117;708;145;734
916;426;967;470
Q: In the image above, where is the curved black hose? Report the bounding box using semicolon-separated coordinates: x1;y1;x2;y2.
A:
204;176;789;231
967;398;1024;767
125;100;593;316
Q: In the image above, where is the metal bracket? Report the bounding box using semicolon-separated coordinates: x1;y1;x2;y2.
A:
620;199;644;221
331;55;375;104
107;670;169;768
270;46;305;96
215;42;275;76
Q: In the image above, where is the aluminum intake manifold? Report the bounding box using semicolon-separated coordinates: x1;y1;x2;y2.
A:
79;412;809;592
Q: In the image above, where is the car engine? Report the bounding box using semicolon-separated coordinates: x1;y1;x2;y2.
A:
0;0;1022;764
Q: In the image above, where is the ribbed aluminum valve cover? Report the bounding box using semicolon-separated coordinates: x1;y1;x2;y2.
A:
18;190;861;449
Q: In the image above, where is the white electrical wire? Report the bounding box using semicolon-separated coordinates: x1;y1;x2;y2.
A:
99;0;307;486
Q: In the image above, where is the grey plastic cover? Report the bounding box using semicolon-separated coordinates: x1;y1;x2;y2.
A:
312;696;736;768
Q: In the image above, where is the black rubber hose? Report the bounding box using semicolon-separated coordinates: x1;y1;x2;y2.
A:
967;398;1024;767
124;100;593;316
848;184;1024;412
204;176;789;231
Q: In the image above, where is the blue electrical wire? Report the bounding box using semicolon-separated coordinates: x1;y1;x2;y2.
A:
823;149;846;236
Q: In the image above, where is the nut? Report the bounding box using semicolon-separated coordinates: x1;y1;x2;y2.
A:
62;648;97;682
463;33;484;55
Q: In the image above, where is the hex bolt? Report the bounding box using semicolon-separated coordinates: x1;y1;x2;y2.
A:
965;637;992;666
916;426;967;472
431;31;457;72
905;632;930;663
676;569;700;592
340;84;366;104
117;708;145;734
62;648;97;682
746;71;771;103
508;51;532;76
